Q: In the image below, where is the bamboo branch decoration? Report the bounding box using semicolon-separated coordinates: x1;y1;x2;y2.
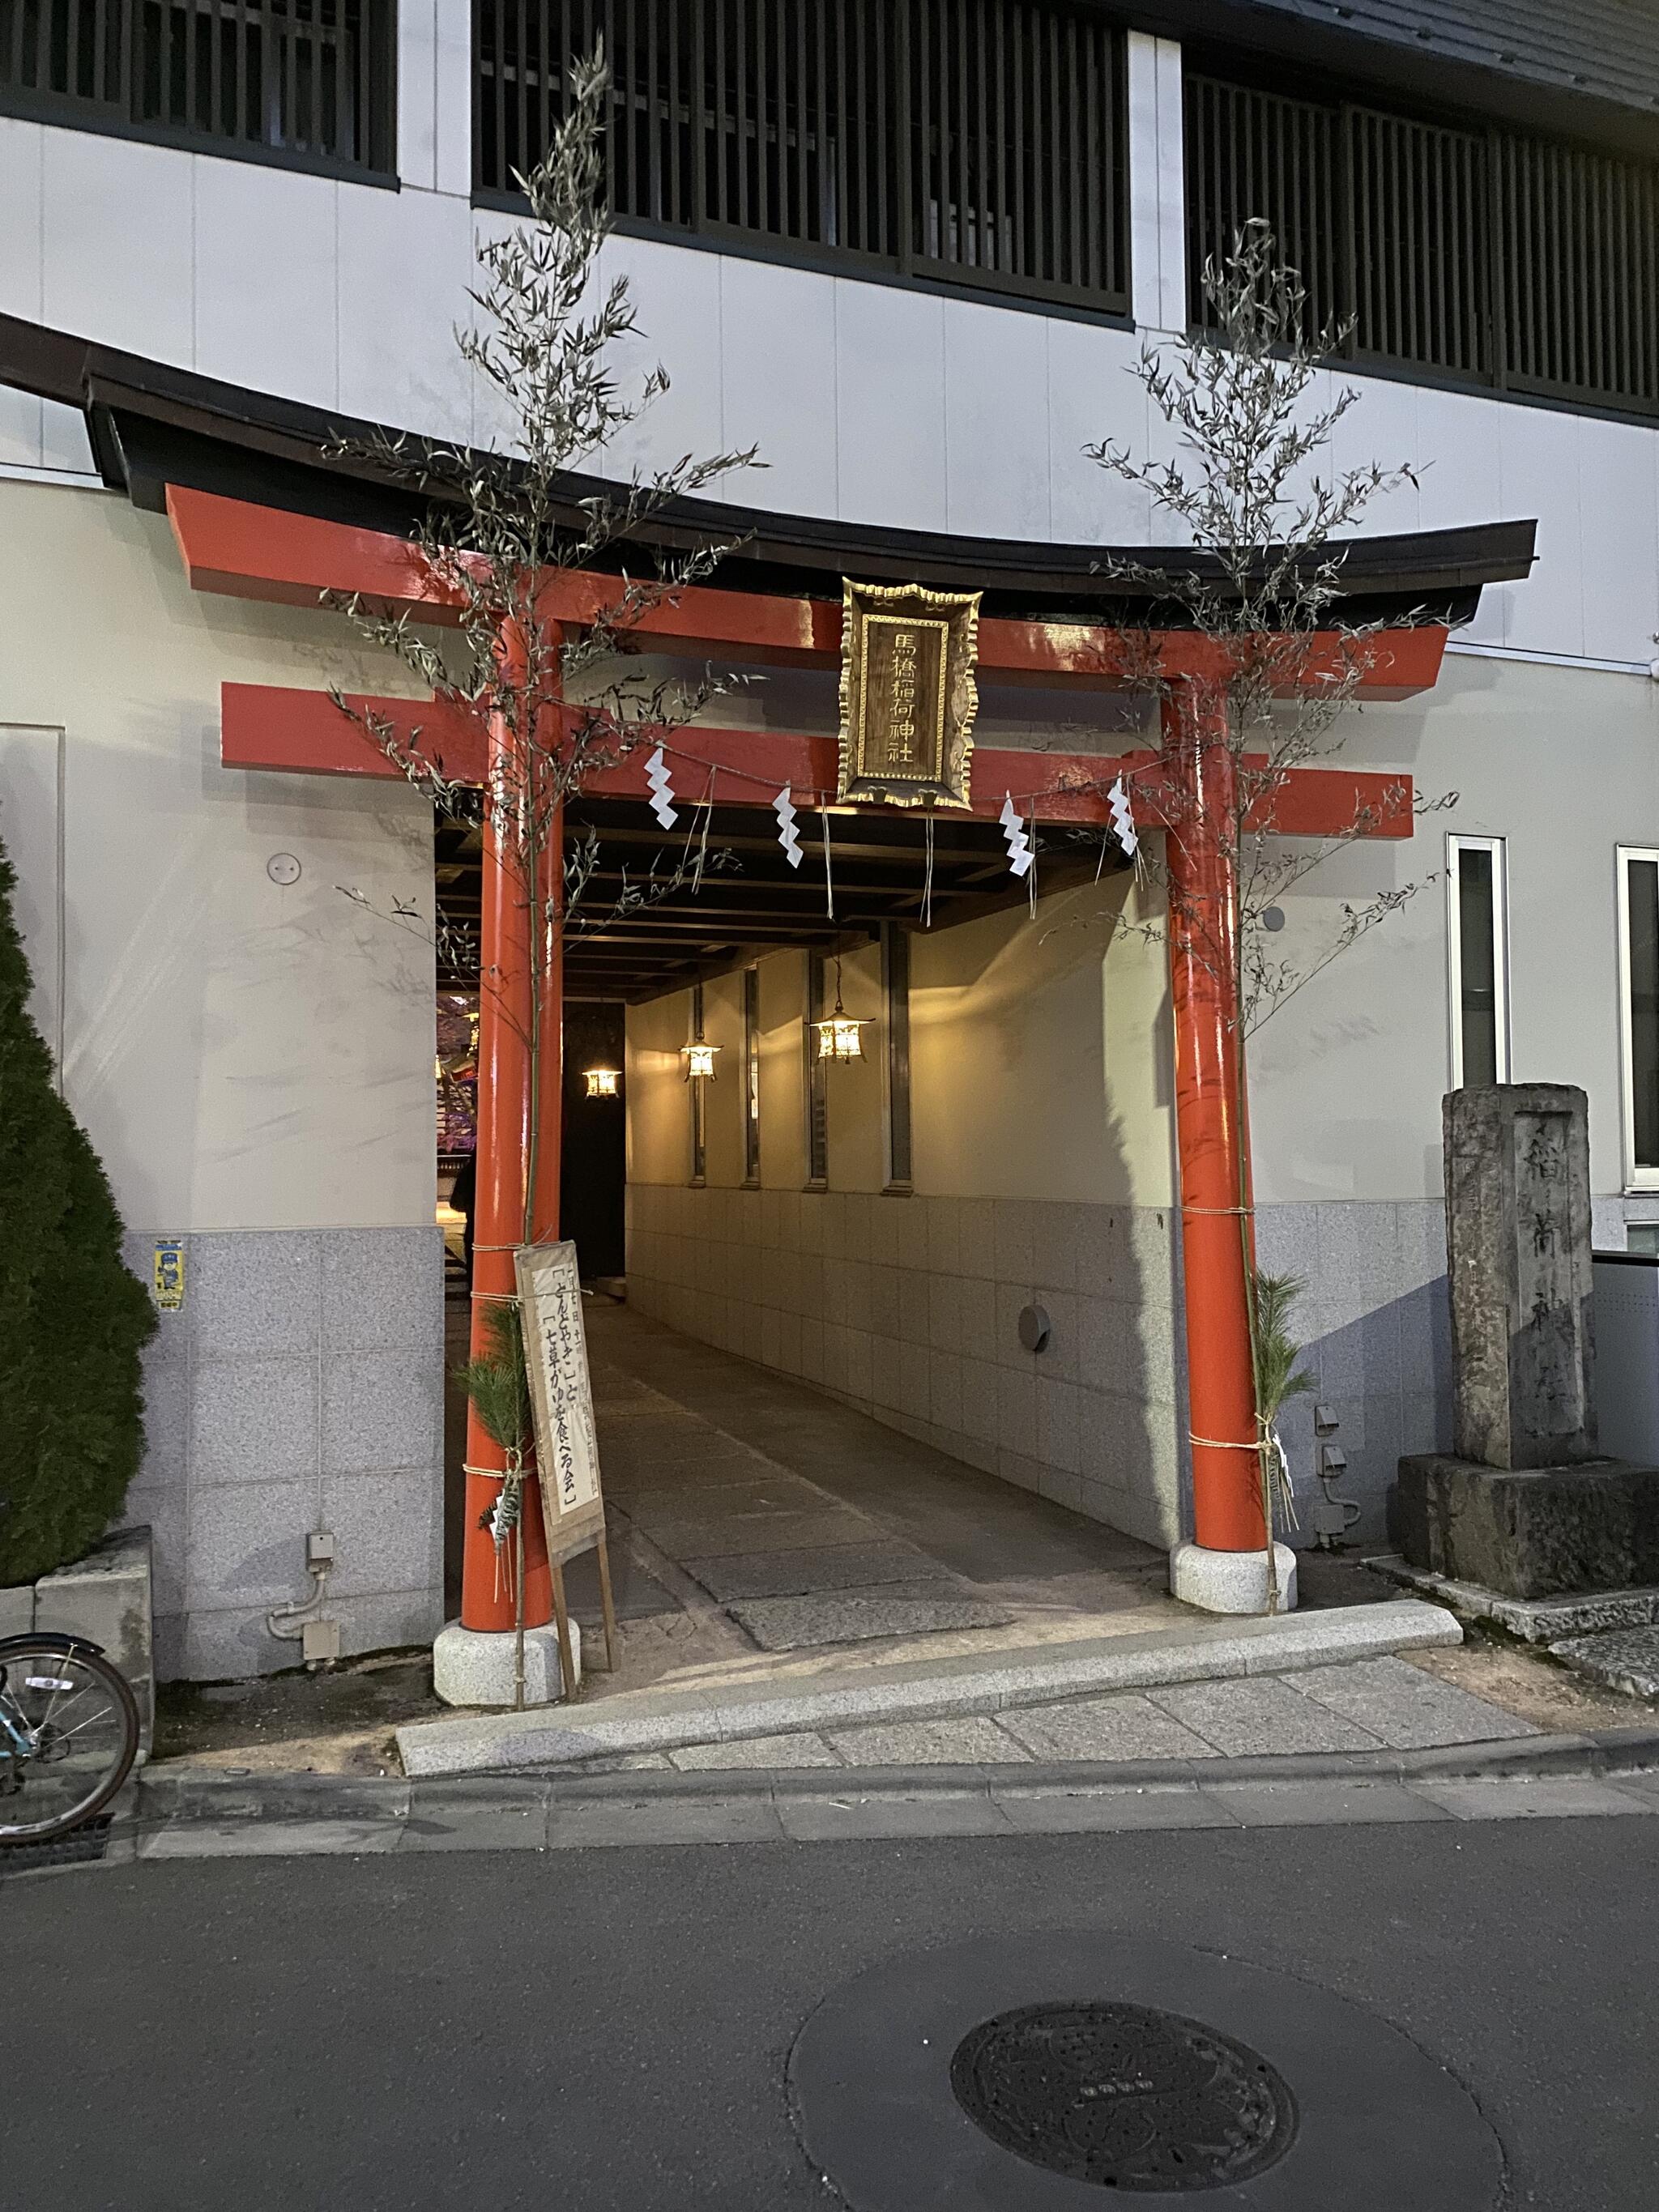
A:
326;43;761;1233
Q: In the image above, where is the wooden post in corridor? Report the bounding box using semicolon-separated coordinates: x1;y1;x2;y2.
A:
1162;676;1267;1558
458;620;558;1635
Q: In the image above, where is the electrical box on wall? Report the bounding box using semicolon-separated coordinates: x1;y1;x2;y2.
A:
302;1618;341;1664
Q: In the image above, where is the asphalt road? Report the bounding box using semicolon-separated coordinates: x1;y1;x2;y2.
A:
11;1814;1657;2210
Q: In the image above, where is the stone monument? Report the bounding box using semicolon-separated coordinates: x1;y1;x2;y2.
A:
1447;1083;1597;1470
1396;1085;1659;1598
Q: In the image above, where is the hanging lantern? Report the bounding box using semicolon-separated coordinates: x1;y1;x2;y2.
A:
816;1010;868;1062
813;959;869;1063
584;1067;621;1099
680;1041;720;1081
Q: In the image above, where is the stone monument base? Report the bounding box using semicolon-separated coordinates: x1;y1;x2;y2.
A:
1395;1453;1659;1600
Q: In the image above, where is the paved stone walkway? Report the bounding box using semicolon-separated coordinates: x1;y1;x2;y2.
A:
583;1299;1176;1667
413;1302;1546;1780
586;1654;1535;1773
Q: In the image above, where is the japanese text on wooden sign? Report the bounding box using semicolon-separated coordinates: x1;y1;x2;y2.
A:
514;1241;606;1559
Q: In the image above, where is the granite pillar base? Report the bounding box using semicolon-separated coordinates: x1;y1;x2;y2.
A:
1395;1451;1659;1600
1169;1541;1299;1616
433;1618;581;1709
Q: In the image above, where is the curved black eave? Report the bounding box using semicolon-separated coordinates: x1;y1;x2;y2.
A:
0;310;1537;629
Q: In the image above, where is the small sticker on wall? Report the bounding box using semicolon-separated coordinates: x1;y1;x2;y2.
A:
152;1239;186;1312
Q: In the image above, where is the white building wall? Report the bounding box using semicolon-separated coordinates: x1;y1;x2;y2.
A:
1128;32;1188;341
0;479;445;1677
1252;654;1659;1211
1240;651;1659;1528
4;26;1658;664
3;18;1657;1582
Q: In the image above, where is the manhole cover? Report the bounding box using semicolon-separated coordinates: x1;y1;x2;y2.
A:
949;1999;1298;2192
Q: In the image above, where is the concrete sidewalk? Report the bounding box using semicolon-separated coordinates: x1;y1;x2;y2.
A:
12;1664;1653;1878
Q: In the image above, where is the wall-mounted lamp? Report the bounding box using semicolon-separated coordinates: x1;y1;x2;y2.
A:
584;1067;621;1099
680;1041;720;1081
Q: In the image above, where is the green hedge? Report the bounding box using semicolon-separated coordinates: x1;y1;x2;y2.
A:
0;830;156;1587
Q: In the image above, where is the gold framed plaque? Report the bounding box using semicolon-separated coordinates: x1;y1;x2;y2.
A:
838;579;982;808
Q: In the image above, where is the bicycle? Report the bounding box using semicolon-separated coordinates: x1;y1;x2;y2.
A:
0;1633;141;1844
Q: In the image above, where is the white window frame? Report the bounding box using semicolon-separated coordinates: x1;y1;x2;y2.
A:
1445;834;1511;1090
1617;846;1659;1193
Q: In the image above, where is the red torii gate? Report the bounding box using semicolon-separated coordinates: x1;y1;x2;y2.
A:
167;485;1436;1635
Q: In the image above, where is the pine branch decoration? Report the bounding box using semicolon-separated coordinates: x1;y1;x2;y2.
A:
1251;1270;1316;1425
454;1300;530;1458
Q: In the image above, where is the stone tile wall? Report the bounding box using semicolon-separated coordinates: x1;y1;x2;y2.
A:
117;1227;446;1681
631;1186;1659;1548
1243;1200;1453;1540
626;1186;1188;1550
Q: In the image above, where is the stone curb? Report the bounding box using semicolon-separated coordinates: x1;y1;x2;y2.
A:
531;1724;1659;1801
132;1771;414;1825
6;1729;1654;1879
393;1598;1462;1778
90;1724;1659;1842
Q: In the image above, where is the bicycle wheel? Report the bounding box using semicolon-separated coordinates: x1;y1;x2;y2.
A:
0;1643;140;1843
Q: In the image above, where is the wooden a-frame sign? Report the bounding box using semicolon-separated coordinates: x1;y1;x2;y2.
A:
514;1240;619;1684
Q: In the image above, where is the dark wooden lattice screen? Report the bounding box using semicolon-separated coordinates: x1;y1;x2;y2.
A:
1497;130;1659;415
475;0;1128;314
0;0;394;172
1188;70;1659;420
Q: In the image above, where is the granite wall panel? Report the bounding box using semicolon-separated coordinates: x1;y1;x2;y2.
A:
1256;1198;1454;1541
116;1226;444;1681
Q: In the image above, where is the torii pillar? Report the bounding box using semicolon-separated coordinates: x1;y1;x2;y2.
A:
1160;674;1290;1613
432;624;567;1707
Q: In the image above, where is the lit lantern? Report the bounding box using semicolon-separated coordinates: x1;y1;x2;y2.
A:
814;962;869;1063
584;1067;621;1098
680;1041;720;1081
816;1009;868;1062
